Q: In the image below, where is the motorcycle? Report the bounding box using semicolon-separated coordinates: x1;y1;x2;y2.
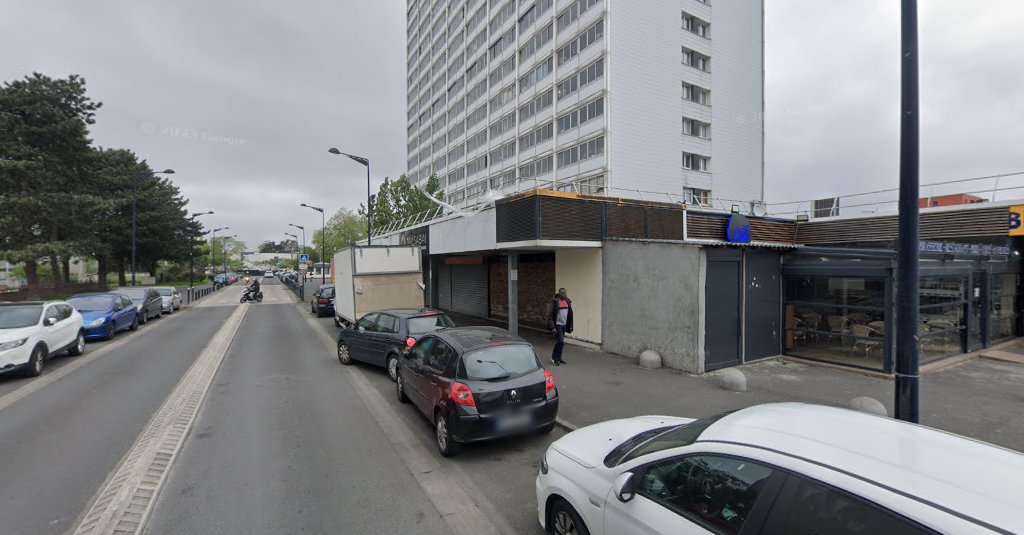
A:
240;288;264;303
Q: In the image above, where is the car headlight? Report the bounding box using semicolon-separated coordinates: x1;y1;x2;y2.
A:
540;452;549;475
87;318;106;327
0;338;29;351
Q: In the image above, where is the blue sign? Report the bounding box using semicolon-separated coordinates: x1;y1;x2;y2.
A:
726;214;751;244
299;254;309;263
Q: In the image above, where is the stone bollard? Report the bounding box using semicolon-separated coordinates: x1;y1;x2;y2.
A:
638;350;662;369
849;397;888;417
717;368;747;392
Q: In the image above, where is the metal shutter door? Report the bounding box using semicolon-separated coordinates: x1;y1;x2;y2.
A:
438;264;452;310
449;264;488;317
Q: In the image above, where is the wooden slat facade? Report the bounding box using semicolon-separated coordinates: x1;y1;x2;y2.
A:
797;207;1007;245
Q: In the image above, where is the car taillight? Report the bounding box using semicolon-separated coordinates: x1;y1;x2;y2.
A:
405;337;416;348
450;382;476;407
319;298;328;304
544;369;556;393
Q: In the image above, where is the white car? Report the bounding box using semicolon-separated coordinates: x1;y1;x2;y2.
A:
537;403;1024;535
264;271;274;278
0;301;85;377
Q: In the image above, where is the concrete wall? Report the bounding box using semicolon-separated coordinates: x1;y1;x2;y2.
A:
556;248;603;344
429;210;497;255
602;241;704;372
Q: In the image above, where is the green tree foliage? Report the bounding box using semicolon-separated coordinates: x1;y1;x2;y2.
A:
311;208;367;261
257;239;299;254
358;174;444;232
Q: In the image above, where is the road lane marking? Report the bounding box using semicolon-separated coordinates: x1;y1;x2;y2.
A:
0;310;193;415
297;306;503;535
72;305;248;535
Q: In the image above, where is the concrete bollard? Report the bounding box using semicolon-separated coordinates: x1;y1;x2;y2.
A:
717;368;747;392
638;350;662;369
849;397;888;417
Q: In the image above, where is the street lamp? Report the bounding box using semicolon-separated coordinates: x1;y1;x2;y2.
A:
327;148;372;245
288;223;306;270
211;226;229;284
223;234;238;277
188;211;213;300
300;203;327;284
131;168;175;286
285;232;299;270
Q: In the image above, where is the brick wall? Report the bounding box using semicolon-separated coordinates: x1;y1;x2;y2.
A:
489;254;555;327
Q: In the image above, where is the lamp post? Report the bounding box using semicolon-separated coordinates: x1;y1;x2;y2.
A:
131;168;175;286
327;148;372;245
288;223;306;269
211;226;229;286
285;232;299;271
188;211;213;301
300;203;326;284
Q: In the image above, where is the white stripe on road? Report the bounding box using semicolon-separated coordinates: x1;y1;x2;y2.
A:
297;306;503;535
72;305;248;535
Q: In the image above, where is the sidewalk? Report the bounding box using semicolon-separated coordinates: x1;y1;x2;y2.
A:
447;312;1024;452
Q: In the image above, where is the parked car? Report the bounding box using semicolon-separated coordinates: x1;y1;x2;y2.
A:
337;309;455;380
310;285;335;317
536;402;1024;535
113;287;163;324
0;301;85;377
264;270;274;278
152;286;182;313
68;293;138;340
395;326;558;456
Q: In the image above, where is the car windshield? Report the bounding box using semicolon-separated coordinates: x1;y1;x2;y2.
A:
116;288;146;300
155;288;174;296
604;411;732;467
68;296;113;312
461;344;540;381
0;305;43;328
407;314;455;335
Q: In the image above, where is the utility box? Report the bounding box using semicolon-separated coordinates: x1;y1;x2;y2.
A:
333;245;424;326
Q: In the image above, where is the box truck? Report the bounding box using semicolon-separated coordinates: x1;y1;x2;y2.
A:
332;245;424;327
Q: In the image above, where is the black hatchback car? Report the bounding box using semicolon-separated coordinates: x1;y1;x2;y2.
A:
337;309;455;381
396;326;558;457
113;287;163;324
310;285;335;317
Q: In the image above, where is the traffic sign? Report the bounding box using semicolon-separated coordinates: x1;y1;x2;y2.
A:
299;254;309;263
299;263;308;270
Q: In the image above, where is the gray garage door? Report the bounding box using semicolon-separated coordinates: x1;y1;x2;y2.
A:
437;264;452;310
450;264;488;317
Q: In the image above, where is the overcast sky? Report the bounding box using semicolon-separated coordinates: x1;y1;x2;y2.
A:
2;1;1022;247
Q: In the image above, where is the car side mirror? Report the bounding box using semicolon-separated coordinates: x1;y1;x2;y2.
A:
46;317;57;326
613;472;636;503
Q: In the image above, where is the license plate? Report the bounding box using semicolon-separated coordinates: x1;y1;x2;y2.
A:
496;412;532;431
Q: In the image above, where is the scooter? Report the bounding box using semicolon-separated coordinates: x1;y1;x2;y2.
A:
240;288;264;303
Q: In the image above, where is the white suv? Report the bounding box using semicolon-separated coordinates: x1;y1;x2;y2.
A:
0;301;85;377
537;403;1024;535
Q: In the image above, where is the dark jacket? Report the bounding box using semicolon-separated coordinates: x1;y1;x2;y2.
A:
546;294;574;333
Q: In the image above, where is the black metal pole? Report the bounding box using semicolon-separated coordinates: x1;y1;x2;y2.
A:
211;230;216;287
321;210;326;284
894;0;920;423
131;178;137;286
367;161;372;245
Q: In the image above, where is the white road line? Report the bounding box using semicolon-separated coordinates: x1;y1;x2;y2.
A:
0;311;191;415
297;306;504;535
71;305;248;535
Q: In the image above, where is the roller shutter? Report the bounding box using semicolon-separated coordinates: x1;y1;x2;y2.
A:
449;264;488;317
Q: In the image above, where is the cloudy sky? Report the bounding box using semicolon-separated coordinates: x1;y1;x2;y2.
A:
2;1;1022;246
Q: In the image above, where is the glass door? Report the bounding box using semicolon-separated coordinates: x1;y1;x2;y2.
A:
969;271;986;351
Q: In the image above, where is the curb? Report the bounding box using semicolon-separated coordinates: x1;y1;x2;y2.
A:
554;416;578;432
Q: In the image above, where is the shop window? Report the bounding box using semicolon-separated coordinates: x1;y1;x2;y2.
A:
919;276;966;362
990;273;1018;342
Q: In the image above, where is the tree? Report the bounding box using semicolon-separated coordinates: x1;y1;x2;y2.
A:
0;73;102;289
358;174;444;232
257;239;298;254
311;208;367;260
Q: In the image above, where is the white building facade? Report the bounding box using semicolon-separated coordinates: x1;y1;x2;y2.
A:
405;0;764;210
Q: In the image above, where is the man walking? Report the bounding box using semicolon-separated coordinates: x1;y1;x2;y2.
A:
547;288;573;366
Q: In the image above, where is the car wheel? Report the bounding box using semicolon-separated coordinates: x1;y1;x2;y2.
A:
396;373;410;403
337;341;353;365
550;498;590;535
23;345;46;378
139;312;147;325
435;410;461;457
68;332;86;356
386;354;399;382
538;423;555;435
334;316;341;328
129;315;139;332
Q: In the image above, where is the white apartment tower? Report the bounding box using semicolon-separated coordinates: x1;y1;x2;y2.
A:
405;0;764;209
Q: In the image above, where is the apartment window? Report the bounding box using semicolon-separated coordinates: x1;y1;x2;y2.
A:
408;155;419;169
518;0;553;36
490;168;516;188
448;75;465;101
557;19;603;65
418;146;431;164
447;121;465;144
519;154;554;178
568;173;605;194
518;88;553;121
518;22;553;63
488;140;516;165
682;82;710;105
431;33;447;57
431;52;447;79
682;117;711;139
683;187;711;205
432;116;447;136
557;57;603;100
682;152;710;172
466;128;488;152
489;111;517;138
447;166;466;186
448;7;466;35
488;56;516;87
431;95;447;117
489;27;516;61
432;134;446;153
556;2;578;32
518;55;553;93
447;142;466;162
681;12;710;38
466;103;488;129
579;0;600;15
447;30;465;58
556;97;603;133
408;121;418;137
489;0;515;35
449;189;466;204
466;154;489;176
467;30;488;60
466;54;486;82
682;47;710;72
466;5;486;33
432;155;447;172
448;97;466;121
557;135;604;168
447;53;465;79
431;75;448;98
518;121;553;151
466;77;488;105
489;83;516;113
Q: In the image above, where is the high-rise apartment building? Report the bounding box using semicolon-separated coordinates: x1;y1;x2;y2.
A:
405;0;763;209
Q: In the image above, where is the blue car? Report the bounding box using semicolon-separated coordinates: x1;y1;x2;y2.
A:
67;293;139;340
